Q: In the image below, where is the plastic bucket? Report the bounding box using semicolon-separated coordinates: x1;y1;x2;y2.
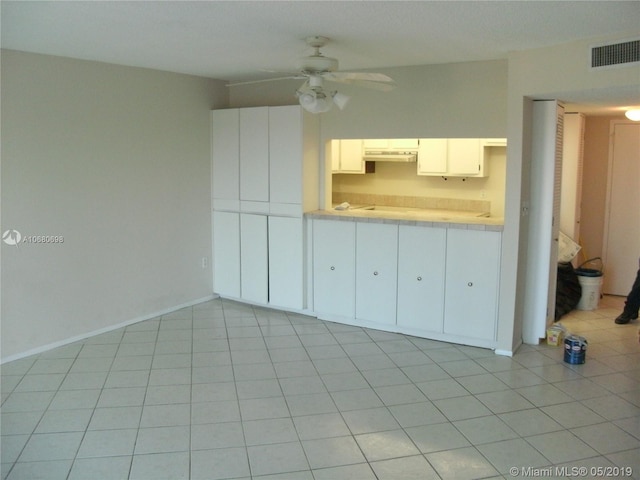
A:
575;258;603;311
564;334;588;364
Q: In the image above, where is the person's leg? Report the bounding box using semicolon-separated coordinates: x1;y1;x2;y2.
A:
615;267;640;324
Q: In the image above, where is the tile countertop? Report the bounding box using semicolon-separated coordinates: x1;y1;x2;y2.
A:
306;206;504;230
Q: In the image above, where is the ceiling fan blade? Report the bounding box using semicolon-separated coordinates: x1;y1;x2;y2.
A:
226;75;305;87
322;72;396;91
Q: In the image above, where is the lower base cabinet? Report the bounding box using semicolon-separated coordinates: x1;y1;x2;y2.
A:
397;225;446;332
213;212;305;310
312;220;356;318
355;223;398;325
443;229;501;341
212;211;240;298
311;218;501;348
240;213;268;304
268;216;304;310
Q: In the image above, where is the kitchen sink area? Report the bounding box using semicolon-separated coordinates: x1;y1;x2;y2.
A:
325;195;500;226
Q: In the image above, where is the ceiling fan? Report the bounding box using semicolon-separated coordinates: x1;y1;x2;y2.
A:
227;36;396;113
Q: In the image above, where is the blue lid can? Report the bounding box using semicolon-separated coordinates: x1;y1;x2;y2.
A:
564;334;588;364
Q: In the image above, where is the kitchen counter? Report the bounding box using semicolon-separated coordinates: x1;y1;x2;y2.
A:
306;206;504;230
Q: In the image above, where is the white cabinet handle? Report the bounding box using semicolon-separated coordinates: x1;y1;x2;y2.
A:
417;276;422;281
468;282;473;287
330;266;335;270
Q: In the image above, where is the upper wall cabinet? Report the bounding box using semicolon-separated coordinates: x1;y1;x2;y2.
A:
417;138;506;177
211;106;320;216
331;139;367;174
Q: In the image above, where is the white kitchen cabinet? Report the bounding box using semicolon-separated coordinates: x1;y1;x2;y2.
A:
418;138;503;177
444;229;501;341
448;139;483;175
332;139;366;174
240;107;269;203
417;138;448;174
211;109;240;207
313;220;356;318
268;216;304;310
212;211;240;298
355;223;398;326
269;105;320;212
240;213;268;304
396;225;446;332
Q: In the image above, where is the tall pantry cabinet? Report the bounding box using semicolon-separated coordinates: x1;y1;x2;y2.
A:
211;106;319;310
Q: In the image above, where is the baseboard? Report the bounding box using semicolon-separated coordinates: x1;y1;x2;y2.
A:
0;294;215;364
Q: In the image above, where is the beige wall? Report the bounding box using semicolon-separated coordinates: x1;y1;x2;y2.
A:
1;50;228;361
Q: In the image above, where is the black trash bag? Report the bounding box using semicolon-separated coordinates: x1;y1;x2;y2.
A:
555;262;582;320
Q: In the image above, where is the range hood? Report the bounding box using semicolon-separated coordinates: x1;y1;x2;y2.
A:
363;151;418;162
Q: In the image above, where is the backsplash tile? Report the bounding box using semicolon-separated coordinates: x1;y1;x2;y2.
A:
333;192;490;213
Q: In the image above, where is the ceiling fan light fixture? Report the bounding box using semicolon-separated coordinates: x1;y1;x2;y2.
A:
296;87;333;114
625;109;640;121
332;91;350;110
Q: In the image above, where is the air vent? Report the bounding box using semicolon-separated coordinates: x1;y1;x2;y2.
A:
591;39;640;68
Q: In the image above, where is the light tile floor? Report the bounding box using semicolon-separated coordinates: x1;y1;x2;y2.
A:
1;295;639;480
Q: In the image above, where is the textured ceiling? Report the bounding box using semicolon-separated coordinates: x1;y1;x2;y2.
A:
2;1;639;112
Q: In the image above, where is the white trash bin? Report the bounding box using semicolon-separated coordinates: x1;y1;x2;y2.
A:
575;258;603;311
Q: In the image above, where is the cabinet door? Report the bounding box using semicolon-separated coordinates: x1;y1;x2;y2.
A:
212;109;239;201
269;216;303;310
313;220;356;318
362;139;389;150
417;139;447;175
448;139;482;175
212;211;240;298
444;229;501;341
339;139;364;173
240;213;268;304
240;107;269;203
397;226;446;332
355;223;398;325
269;105;302;205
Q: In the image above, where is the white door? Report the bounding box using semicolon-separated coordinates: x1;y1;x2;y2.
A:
339;140;365;173
212;211;240;298
313;220;356;318
444;229;501;341
522;100;564;344
417;139;447;175
240;107;269;203
269;216;304;309
269;106;302;205
211;109;239;202
397;225;446;332
240;213;268;304
603;122;640;295
355;223;398;326
448;139;481;175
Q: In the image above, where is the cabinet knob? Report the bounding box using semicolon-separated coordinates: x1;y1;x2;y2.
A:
373;271;379;276
417;276;422;281
330;266;335;271
468;282;473;287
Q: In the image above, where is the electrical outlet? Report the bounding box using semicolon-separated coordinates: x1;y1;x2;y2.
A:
480;190;487;199
202;257;208;269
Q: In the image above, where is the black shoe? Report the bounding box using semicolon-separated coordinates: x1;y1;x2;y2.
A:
615;312;638;324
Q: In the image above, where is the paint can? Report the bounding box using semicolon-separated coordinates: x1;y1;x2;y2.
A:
564;334;588;364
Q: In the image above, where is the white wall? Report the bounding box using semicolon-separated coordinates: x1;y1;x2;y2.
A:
1;50;228;361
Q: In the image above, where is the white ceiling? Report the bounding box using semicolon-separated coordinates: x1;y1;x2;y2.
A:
2;1;640;113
